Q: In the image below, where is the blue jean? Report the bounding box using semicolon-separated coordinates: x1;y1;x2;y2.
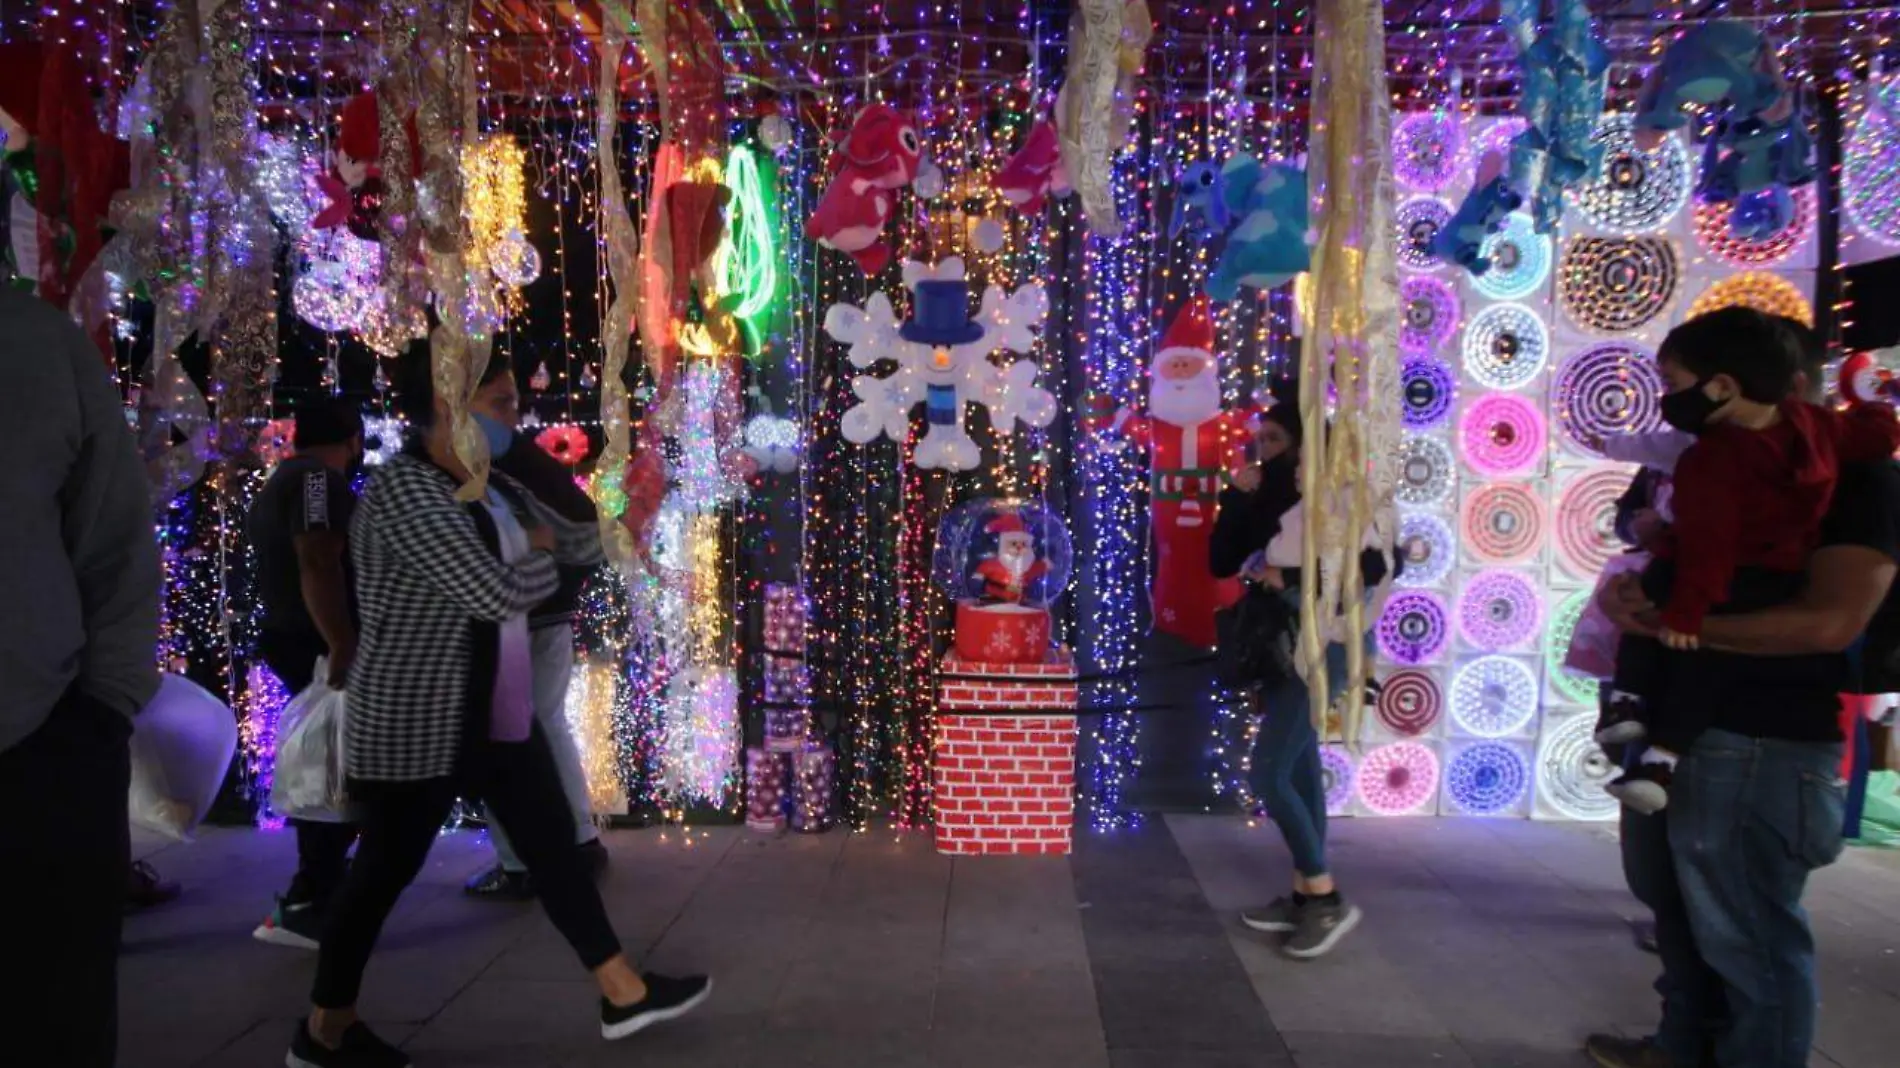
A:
1250;639;1349;879
1669;730;1846;1068
1622;805;1726;1066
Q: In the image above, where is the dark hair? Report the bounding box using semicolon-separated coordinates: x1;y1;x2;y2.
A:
1658;306;1800;404
1770;314;1827;394
293;396;364;450
396;340;517;427
1262;401;1303;449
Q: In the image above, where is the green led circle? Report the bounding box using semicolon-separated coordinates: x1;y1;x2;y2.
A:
1544;588;1601;706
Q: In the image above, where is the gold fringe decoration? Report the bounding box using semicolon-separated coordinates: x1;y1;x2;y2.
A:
1299;0;1402;742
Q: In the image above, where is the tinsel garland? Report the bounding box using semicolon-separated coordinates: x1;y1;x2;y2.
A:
1301;0;1401;740
595;2;640;571
204;1;277;455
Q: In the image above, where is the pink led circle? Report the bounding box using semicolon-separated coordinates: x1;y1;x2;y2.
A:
1395;112;1463;192
1461;482;1545;565
1400;275;1462;357
1460;393;1546;477
1556;468;1630;580
1356;741;1441;815
1376;670;1443;736
1378;591;1451;665
1321;745;1356;813
1554;342;1663;456
1458;570;1544;652
1693;187;1814;268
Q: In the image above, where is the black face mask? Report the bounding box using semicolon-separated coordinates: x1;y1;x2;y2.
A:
1659;380;1724;435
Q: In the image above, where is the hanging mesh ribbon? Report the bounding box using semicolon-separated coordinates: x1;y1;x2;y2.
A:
1300;0;1401;741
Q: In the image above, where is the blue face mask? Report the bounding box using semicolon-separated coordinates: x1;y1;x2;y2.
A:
473;412;514;457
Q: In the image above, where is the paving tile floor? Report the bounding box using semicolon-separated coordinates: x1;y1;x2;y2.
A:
117;815;1900;1068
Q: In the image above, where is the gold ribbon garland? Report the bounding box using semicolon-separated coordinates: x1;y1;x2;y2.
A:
1301;0;1401;742
596;1;640;570
204;1;278;458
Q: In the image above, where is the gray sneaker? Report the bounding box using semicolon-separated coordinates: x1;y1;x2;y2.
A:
1240;896;1302;933
1282;896;1361;959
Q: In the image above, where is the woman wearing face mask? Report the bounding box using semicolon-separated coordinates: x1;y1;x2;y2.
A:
1209;397;1394;960
459;356;610;901
287;344;709;1068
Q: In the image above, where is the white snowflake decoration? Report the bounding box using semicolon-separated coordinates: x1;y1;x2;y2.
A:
824;257;1055;471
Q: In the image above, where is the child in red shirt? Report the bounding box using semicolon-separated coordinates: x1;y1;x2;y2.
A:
1598;307;1900;813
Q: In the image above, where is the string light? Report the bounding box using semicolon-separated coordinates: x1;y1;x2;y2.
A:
1687;271;1816;328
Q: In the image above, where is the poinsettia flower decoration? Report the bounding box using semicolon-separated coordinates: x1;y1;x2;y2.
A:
535;424;591;466
255;418;297;468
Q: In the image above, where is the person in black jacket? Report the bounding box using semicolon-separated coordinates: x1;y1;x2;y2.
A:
1209;400;1381;961
464;356;609;900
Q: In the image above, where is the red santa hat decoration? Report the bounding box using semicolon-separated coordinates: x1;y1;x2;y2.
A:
1155;293;1216;367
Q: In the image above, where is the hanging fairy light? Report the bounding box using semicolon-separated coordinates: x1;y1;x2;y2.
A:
361;416;407;467
717;144;779;324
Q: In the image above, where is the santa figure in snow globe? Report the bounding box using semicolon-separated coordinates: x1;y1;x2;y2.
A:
936;499;1072;665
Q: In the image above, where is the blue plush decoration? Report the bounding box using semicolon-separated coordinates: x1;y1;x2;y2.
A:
1634;21;1783;135
1502;0;1609;234
1169;161;1233;239
1727;186;1794;241
1188;154;1310;304
1435;175;1523;277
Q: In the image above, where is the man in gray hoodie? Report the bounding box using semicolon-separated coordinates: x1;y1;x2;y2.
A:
0;287;161;1067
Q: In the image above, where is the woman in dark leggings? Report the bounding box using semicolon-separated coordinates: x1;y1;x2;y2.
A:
1210;402;1386;961
287;346;710;1068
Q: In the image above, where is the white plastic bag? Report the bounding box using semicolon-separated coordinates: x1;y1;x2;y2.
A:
271;660;352;823
128;674;239;841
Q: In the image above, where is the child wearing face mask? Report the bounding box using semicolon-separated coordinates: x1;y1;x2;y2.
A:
1598;308;1900;813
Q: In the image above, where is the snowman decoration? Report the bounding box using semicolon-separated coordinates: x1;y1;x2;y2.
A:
824;258;1055;471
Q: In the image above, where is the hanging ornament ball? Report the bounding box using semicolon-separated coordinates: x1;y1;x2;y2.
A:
913;160;946;199
972;218;1007;254
758;114;793;153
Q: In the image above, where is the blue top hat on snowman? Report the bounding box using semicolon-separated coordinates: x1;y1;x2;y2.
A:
902;279;986;346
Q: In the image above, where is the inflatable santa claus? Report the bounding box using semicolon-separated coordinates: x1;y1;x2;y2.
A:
1104;295;1252;648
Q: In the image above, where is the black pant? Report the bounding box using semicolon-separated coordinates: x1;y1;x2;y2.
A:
260;632;361;907
1611;558;1806;753
312;725;621;1007
0;687;131;1068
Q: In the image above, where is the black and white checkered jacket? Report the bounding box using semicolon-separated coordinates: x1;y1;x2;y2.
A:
346;450;602;782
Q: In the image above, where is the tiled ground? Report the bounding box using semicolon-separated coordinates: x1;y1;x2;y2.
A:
121;815;1900;1068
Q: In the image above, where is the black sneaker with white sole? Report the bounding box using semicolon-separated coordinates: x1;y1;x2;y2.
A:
601;973;713;1040
1282;895;1361;959
286;1020;410;1068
